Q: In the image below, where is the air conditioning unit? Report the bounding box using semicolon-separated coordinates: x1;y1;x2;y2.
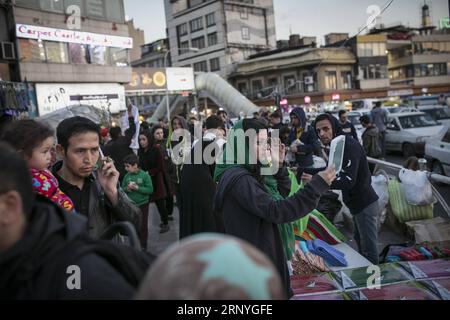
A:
1;42;16;60
304;76;314;85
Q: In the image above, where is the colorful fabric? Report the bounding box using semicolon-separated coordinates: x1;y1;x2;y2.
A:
288;171;346;245
30;169;74;212
292;249;330;276
388;180;434;223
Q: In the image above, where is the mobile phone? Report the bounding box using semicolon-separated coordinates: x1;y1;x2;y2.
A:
96;148;105;171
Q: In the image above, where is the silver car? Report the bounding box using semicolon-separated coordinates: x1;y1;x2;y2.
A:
385;112;443;157
425;126;450;177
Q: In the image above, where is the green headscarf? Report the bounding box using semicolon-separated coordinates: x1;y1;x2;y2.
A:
214;120;251;182
213;120;297;260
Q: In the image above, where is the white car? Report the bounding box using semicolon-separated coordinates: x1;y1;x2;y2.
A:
417;105;450;127
385;112;443;157
385;106;417;114
425;126;450;177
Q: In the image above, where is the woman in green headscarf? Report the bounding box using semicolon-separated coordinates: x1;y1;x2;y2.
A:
214;119;336;298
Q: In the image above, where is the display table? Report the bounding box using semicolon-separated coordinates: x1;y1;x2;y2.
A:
328;243;373;272
290;241;373;275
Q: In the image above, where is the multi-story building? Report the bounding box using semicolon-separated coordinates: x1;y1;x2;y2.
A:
325;33;349;46
228;46;357;105
347;34;390;91
5;0;133;116
128;39;171;109
127;19;145;62
164;0;276;78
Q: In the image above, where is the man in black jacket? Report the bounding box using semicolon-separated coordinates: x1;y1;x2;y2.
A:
0;143;147;300
103;126;135;182
53;117;140;239
314;114;380;264
338;110;358;140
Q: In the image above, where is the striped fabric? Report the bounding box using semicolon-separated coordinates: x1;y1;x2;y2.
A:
388;180;434;223
294;211;347;245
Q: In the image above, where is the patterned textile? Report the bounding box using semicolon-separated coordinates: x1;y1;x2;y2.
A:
388;180;433;223
30;169;74;212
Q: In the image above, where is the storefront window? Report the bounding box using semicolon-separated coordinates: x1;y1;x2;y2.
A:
19;39;46;62
89;45;109;65
45;41;69;63
69;43;88;64
110;48;129;67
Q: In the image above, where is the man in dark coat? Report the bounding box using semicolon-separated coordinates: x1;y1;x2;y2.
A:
338;110;358;140
0;143;146;300
287;107;321;175
103;125;135;182
314;113;380;264
179;116;226;239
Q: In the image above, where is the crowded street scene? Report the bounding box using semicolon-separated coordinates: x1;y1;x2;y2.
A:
1;0;450;306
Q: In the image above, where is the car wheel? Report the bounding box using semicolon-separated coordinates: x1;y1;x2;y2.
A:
402;143;415;158
431;160;445;186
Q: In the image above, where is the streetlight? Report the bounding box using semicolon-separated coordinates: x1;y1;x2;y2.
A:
164;47;199;125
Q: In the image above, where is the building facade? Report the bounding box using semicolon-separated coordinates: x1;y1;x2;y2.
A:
5;0;133;115
164;0;276;78
228;47;357;105
127;19;145;62
129;38;171;109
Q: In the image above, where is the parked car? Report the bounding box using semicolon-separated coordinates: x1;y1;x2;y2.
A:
417;105;450;127
425;125;450;177
385;112;443;157
385;106;417;114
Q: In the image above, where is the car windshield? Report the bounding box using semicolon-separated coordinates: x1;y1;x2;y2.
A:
399;114;440;129
421;107;450;120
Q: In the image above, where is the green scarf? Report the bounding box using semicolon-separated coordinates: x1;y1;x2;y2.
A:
214;120;297;260
214;120;252;182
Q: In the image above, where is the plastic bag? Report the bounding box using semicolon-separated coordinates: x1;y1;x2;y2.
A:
371;170;389;227
398;169;434;206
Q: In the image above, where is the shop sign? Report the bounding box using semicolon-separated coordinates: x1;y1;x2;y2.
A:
16;24;133;49
35;83;126;116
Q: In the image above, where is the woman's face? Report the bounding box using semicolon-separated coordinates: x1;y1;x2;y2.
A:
154;128;164;142
172;119;183;131
249;130;270;165
139;134;149;149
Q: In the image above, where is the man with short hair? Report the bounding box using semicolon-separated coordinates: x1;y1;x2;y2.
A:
370;101;388;159
338;110;358;140
103;125;135;182
287;107;321;175
53;117;140;239
314;113;380;264
269;111;285;131
217;110;233;130
0;142;142;299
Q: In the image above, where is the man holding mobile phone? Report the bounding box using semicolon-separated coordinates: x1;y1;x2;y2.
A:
314;113;380;265
53;117;141;239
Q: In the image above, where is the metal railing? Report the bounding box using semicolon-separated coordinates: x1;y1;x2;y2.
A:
368;157;450;217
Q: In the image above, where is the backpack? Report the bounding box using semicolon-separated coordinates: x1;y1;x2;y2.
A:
37;235;155;299
365;130;382;158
